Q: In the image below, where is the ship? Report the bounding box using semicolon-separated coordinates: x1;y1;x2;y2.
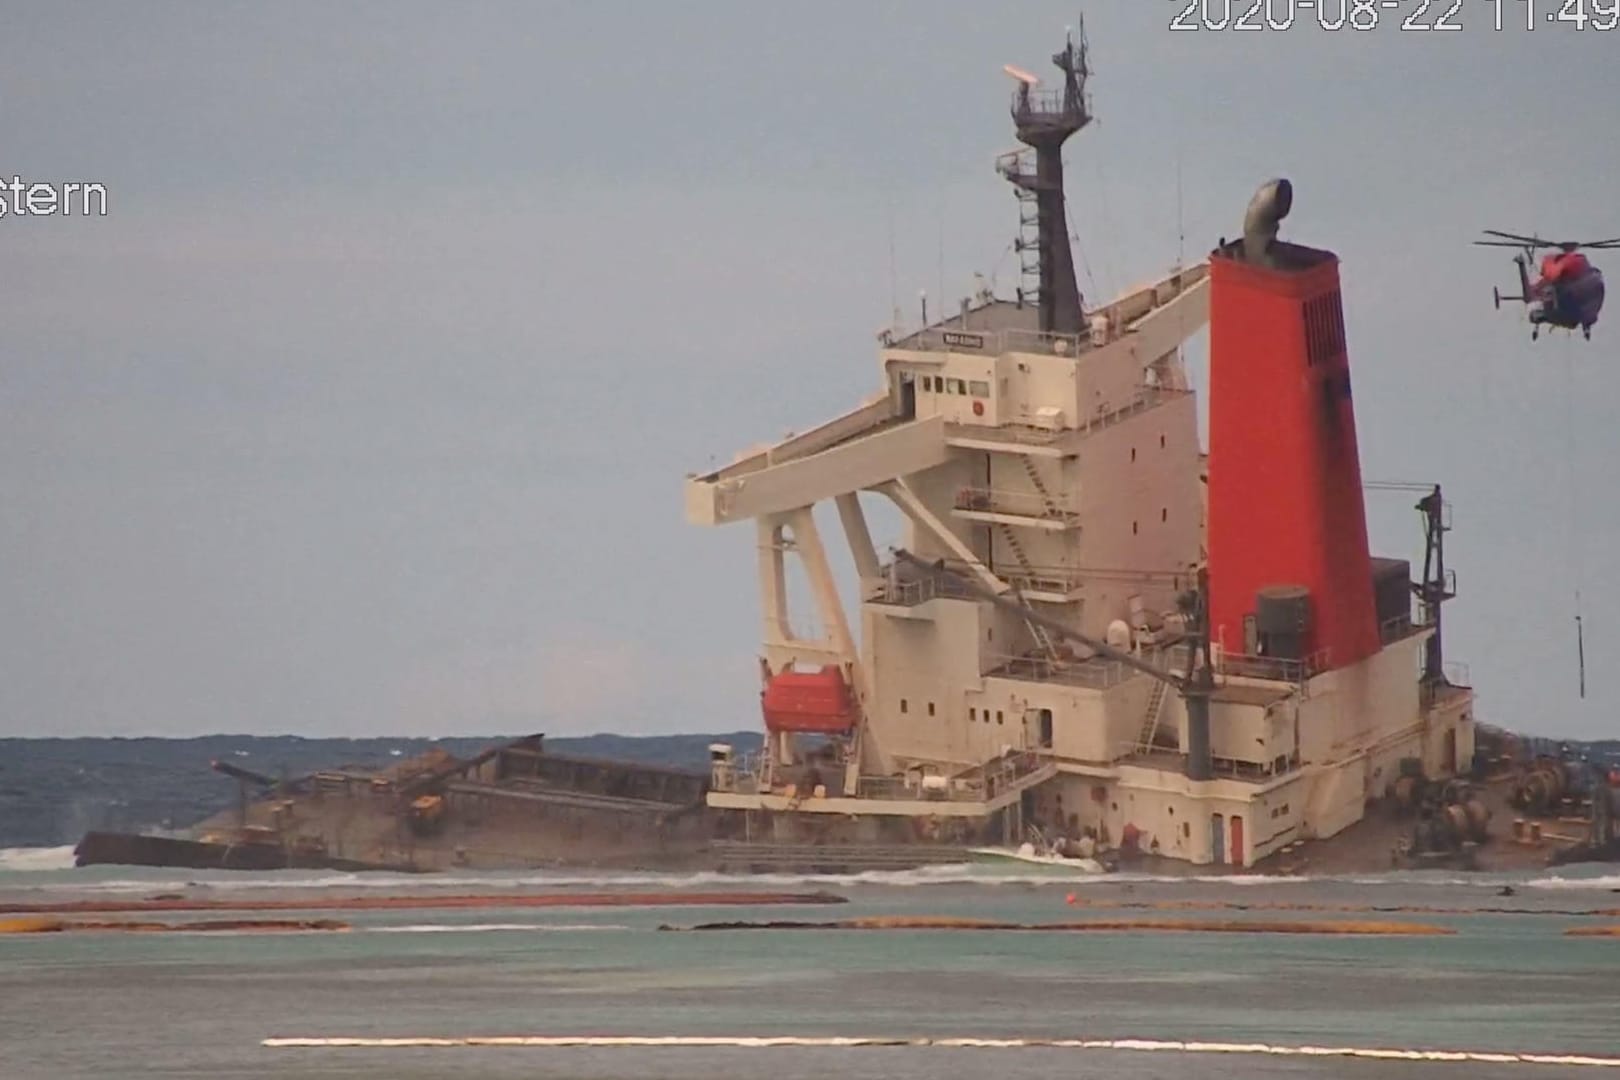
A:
76;25;1620;878
683;24;1480;870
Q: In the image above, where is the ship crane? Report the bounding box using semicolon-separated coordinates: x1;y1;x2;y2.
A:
892;549;1220;781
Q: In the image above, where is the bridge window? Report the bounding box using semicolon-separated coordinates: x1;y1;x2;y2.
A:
927;701;936;716
948;378;966;395
996;710;1004;724
969;380;990;398
900;698;909;714
970;707;977;722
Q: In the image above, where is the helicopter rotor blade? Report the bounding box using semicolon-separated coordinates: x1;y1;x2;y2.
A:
1480;229;1551;246
1576;237;1620;249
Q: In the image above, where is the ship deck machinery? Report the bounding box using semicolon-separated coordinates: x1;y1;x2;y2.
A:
684;32;1475;867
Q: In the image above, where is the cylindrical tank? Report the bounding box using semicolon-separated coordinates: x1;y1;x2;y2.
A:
1106;619;1133;650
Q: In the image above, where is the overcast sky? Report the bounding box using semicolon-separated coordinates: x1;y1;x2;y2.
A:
2;3;1617;740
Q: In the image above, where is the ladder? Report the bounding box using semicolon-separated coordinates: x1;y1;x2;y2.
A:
1021;456;1063;520
1135;679;1169;754
996;522;1058;660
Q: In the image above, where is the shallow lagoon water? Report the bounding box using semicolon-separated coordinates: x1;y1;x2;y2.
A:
2;850;1617;1078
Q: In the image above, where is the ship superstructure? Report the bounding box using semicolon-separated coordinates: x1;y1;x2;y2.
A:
684;27;1475;867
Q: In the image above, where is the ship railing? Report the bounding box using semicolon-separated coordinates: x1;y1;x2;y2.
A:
1011;87;1085;120
867;569;977;607
1072;386;1191;435
1213;647;1332;687
1111;742;1295;783
896;324;1090;359
856;751;1049;804
989;653;1136;691
953;486;1077;522
1378;612;1430;645
1002;567;1086;597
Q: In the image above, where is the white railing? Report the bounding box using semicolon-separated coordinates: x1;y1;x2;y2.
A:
954;486;1077;522
1214;647;1332;686
868;572;976;607
991;654;1136;691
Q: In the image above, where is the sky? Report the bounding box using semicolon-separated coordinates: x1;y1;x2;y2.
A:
1;2;1617;740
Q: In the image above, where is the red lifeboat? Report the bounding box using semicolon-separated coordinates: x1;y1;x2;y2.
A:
760;666;856;734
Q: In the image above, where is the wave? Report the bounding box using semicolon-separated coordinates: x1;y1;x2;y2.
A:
258;1033;1620;1066
0;846;77;872
1521;874;1620;891
7;851;1616;893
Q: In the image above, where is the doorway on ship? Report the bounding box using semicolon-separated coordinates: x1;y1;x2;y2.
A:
1210;812;1225;864
1443;729;1457;772
1229;815;1244;867
898;371;916;419
1037;709;1053;750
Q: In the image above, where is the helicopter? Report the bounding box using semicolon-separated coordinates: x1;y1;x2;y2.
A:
1475;230;1616;340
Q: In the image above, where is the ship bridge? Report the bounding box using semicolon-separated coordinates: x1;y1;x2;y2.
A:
684;262;1210;804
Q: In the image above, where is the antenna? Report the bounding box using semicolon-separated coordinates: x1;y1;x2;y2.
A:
887;199;899;330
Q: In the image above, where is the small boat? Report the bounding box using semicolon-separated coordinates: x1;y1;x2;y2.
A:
967;841;1108;874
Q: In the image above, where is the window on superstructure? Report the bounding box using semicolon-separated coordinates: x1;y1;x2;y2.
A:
1162;508;1168;523
950;379;966;395
1130;447;1136;462
1160;434;1166;448
900;698;908;714
996;710;1003;724
969;380;989;398
927;702;936;716
970;708;977;722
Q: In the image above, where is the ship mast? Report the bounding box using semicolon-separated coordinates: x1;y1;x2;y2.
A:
1000;21;1093;335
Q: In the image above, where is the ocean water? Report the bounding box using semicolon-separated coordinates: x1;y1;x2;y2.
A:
2;846;1618;1079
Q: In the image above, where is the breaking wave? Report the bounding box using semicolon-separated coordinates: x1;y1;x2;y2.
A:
5;850;1616;893
260;1033;1620;1066
0;846;77;872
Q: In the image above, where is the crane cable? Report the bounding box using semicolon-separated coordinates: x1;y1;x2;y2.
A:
1561;349;1587;699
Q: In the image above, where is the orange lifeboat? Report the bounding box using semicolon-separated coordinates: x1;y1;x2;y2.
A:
760;666;856;734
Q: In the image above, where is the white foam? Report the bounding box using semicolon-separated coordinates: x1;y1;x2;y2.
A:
1522;874;1620;891
259;1034;1620;1065
0;846;77;872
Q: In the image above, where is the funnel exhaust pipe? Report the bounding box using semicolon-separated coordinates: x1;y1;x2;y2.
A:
1242;178;1293;266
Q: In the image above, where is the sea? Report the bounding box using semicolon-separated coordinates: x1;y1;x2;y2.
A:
2;846;1618;1079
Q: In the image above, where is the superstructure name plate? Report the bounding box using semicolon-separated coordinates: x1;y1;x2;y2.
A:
942;331;985;349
